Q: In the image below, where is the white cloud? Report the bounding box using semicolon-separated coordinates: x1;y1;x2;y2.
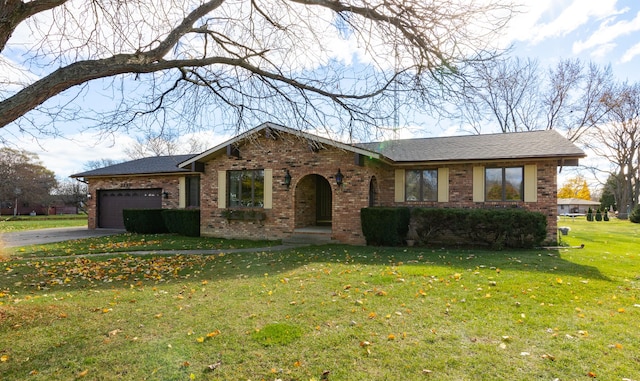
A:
503;0;621;46
590;43;617;59
621;40;640;62
573;10;640;54
15;128;236;180
24;132;136;179
533;0;620;43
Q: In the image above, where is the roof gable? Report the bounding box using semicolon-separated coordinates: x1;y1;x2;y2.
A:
178;122;380;168
181;124;584;168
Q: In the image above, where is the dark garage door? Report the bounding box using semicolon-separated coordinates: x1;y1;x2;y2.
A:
98;189;162;228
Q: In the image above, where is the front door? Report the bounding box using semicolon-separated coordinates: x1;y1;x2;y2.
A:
316;177;332;226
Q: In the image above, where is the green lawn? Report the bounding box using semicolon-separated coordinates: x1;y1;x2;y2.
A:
0;215;88;232
6;233;280;258
1;218;639;380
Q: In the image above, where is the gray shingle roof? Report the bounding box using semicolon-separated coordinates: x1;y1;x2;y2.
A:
357;129;585;163
71;154;196;178
71;128;585;178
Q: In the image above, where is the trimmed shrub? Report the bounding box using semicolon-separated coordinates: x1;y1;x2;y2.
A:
603;209;609;221
630;205;640;223
595;209;602;221
361;207;410;246
410;207;547;249
162;209;200;237
123;209;169;234
586;207;593;221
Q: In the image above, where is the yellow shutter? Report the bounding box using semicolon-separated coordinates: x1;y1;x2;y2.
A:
437;168;449;202
179;177;186;208
218;170;226;209
473;166;485;202
264;169;273;209
394;169;405;202
524;164;537;202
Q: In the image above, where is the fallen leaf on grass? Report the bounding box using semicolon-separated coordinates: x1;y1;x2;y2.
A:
107;329;123;337
541;354;555;361
205;360;222;372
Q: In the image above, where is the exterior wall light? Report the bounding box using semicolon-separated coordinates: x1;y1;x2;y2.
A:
163;191;170;199
335;168;344;187
284;169;292;190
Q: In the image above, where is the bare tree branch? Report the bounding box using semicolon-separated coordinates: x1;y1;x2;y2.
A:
0;0;67;51
1;0;515;139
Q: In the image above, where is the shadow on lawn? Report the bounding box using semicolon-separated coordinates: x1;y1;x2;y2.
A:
0;244;608;294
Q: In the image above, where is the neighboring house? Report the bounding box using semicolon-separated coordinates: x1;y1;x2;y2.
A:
557;197;601;215
72;122;586;244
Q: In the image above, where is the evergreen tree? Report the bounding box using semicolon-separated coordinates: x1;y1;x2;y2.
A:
630;205;640;223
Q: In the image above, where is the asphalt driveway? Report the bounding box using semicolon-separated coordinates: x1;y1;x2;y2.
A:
1;227;124;248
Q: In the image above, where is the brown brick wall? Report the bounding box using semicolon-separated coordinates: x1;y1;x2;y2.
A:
376;160;559;243
199;133;376;244
199;133;560;245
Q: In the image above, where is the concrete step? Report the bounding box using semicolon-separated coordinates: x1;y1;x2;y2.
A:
283;231;336;245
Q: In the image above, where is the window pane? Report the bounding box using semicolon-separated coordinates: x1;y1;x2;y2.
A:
186;176;200;207
228;170;265;208
504;167;523;200
485;168;503;201
240;172;253;206
422;170;438;201
405;170;421;201
228;171;242;207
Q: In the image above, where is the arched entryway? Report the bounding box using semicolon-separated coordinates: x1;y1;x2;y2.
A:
294;174;332;228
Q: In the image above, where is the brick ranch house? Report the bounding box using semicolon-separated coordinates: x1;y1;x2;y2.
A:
72;122;586;245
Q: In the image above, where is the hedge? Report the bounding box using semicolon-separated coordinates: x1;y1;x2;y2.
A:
123;209;201;236
411;207;547;249
123;209;169;234
162;209;200;237
360;207;410;246
630;205;640;223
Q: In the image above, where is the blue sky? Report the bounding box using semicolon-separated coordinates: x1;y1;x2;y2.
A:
507;0;640;82
3;0;640;181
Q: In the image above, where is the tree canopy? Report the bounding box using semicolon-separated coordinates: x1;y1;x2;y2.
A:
0;0;514;140
558;176;592;200
0;147;57;212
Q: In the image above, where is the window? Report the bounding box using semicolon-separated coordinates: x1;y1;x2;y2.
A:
186;176;200;207
485;167;523;201
228;170;264;207
405;169;438;201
